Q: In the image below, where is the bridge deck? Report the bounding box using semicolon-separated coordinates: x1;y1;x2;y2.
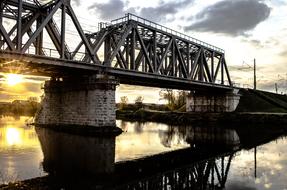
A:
0;50;232;91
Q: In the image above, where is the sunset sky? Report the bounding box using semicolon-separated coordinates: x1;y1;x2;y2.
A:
1;0;287;103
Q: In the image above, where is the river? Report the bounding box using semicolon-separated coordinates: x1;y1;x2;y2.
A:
0;116;287;189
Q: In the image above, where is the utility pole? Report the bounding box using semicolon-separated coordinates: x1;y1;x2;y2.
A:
254;58;256;90
275;83;278;94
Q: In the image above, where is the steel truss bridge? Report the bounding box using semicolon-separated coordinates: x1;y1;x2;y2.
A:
0;0;233;90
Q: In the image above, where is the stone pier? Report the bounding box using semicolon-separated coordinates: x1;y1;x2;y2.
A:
186;89;240;112
35;75;118;128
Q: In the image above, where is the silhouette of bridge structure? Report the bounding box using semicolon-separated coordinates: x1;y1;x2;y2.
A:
0;0;240;127
0;0;232;90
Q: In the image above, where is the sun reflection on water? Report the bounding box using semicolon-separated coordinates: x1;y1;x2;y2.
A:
6;127;22;146
0;117;40;151
0;116;46;184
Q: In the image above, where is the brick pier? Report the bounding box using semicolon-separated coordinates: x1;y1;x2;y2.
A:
35;75;118;128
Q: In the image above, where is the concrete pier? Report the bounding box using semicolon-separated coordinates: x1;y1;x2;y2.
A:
186;90;240;112
35;75;118;127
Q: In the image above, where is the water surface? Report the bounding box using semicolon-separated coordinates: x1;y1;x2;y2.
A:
0;116;287;189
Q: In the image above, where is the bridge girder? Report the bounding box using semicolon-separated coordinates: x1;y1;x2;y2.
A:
0;0;233;89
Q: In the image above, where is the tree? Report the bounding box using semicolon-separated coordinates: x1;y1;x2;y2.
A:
160;90;187;111
134;96;144;104
28;96;39;102
134;96;144;109
119;96;128;110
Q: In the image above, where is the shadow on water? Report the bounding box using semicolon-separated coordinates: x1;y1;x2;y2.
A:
17;121;287;190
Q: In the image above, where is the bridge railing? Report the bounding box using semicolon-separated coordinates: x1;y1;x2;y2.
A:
22;0;54;7
111;13;224;53
0;40;88;62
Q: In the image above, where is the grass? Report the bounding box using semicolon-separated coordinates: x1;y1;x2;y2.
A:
235;89;287;113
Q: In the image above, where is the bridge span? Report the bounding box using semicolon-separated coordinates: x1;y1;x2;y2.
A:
0;0;240;128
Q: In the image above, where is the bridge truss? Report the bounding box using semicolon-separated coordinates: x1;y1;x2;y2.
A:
0;0;233;89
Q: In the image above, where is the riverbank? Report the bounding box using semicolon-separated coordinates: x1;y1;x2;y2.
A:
117;88;287;127
117;109;287;127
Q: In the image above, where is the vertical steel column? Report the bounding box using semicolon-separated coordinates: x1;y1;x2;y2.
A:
159;46;163;73
153;30;157;72
171;37;175;76
60;3;66;58
17;0;23;51
149;39;152;72
199;50;204;81
36;16;43;55
130;27;135;70
104;35;111;65
186;43;190;74
126;32;130;69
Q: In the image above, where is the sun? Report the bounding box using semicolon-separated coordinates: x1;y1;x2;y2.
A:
6;74;24;86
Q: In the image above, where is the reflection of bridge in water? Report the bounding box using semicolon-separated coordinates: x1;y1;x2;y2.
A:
30;122;287;189
117;154;233;190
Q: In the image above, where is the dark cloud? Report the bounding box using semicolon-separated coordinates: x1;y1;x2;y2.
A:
88;0;193;22
138;0;194;22
88;0;128;20
184;0;271;36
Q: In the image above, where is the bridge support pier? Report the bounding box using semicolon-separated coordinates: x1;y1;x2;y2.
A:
35;74;119;129
186;90;240;112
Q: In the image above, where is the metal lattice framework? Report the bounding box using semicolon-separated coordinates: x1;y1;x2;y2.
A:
0;0;233;90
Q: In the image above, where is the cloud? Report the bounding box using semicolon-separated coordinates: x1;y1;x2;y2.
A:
184;0;271;36
88;0;193;22
279;49;287;57
270;0;287;6
241;39;265;49
72;0;81;6
138;0;194;22
88;0;128;20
